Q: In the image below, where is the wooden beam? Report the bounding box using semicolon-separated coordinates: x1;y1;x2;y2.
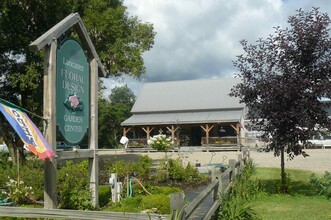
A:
230;124;240;146
30;13;79;52
123;127;132;136
89;58;99;208
56;150;95;160
29;13;106;76
142;127;154;140
0;206;169;219
200;124;214;132
166;125;180;145
230;124;239;133
200;124;214;145
43;40;57;209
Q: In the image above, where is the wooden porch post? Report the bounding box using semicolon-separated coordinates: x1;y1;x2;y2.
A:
123;127;132;136
200;124;214;146
166;125;180;146
142;127;154;140
230;124;240;147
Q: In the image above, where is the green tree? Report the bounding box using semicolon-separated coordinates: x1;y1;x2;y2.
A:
98;85;135;148
0;0;155;161
230;8;331;193
109;84;136;106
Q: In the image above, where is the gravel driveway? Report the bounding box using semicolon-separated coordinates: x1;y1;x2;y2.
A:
249;149;331;174
137;149;331;174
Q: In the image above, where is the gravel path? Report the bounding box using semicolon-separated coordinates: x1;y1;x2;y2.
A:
249;149;331;174
136;149;331;174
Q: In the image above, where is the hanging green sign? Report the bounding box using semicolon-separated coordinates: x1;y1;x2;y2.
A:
56;38;89;145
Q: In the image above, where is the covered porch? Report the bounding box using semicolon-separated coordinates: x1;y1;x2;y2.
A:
121;109;245;150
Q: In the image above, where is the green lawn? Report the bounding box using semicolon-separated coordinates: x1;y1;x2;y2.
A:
251;167;331;220
252;194;331;220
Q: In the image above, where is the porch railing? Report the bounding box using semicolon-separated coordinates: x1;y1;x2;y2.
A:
201;136;237;145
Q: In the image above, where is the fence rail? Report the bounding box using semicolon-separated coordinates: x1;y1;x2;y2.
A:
170;150;250;220
0;206;168;220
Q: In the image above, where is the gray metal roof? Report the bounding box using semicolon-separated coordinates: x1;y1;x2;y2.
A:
121;109;244;126
121;78;246;126
131;78;243;113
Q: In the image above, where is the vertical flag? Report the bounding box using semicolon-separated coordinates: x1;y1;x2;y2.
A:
0;102;55;159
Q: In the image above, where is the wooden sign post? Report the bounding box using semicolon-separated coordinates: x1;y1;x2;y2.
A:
29;13;106;209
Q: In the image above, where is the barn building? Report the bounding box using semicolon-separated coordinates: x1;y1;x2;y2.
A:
121;78;249;149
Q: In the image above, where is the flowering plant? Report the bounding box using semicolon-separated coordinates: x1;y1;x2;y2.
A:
147;132;172;152
2;176;34;204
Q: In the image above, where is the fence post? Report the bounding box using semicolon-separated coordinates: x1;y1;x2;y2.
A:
237;154;243;174
229;159;236;181
170;192;186;220
110;173;118;203
211;168;222;201
243;150;250;165
246;150;250;163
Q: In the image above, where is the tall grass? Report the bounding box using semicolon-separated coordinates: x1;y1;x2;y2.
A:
218;160;261;220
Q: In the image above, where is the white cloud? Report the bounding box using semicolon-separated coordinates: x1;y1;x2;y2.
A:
105;0;331;96
102;75;144;99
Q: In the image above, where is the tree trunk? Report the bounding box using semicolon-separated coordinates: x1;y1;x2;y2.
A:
280;147;286;193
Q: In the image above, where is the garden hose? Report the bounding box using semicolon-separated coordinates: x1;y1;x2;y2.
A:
129;178;133;197
128;177;152;197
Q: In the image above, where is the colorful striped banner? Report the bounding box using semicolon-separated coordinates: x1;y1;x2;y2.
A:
0;102;55;159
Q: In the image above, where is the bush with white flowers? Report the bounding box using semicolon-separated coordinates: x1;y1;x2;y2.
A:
147;132;172;152
2;176;34;204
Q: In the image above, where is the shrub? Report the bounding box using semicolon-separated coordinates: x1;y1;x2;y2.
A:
103;194;171;214
98;185;111;207
147;186;182;195
109;155;153;182
103;196;142;213
57;161;93;210
0;156;44;203
1;177;34;204
147;131;172;152
156;157;209;186
231;161;260;200
310;171;331;199
219;194;260;220
135;155;153;179
0;153;11;172
0;165;16;189
140;194;170;214
19;157;44;200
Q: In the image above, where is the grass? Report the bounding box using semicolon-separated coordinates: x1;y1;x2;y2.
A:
254;167;319;195
252;194;331;220
99;185;182;214
251;167;331;220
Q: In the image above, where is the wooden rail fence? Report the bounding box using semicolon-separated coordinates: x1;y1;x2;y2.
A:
170;150;250;220
0;206;168;219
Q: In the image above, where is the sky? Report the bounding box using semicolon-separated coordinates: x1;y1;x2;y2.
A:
102;0;331;98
